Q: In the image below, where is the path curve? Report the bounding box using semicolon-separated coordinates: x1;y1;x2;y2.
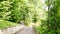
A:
15;26;35;34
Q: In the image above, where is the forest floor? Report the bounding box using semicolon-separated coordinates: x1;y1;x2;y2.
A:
15;25;36;34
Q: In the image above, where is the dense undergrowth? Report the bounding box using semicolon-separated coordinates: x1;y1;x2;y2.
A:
0;0;60;34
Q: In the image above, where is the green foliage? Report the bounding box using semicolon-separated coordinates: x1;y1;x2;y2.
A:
0;0;42;24
1;0;60;34
0;1;12;20
0;20;17;29
39;0;60;34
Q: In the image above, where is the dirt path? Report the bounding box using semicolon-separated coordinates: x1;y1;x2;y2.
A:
15;26;35;34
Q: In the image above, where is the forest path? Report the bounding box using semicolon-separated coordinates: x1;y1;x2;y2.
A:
15;25;36;34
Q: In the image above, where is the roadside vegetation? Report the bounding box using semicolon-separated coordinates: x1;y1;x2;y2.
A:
0;0;60;34
0;20;18;29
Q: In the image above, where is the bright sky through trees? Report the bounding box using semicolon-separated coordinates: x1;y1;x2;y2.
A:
41;0;48;11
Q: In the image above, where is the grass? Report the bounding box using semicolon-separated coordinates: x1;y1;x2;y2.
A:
0;20;18;29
